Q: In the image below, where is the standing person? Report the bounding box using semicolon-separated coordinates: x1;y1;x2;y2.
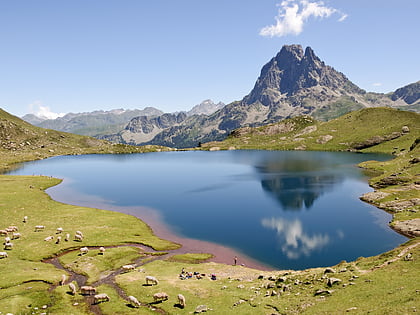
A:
234;256;238;266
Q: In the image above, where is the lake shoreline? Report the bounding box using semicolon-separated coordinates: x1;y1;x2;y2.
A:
45;185;275;271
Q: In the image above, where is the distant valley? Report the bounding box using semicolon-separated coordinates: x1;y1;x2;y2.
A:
23;45;419;148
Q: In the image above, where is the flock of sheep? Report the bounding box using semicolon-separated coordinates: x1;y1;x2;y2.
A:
62;272;186;308
1;216;187;310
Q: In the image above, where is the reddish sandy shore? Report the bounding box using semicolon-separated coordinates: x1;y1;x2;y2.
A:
47;186;274;271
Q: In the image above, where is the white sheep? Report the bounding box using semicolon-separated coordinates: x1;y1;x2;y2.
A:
4;237;11;244
178;294;186;308
7;226;18;232
122;264;135;272
74;234;83;242
56;227;63;234
11;232;21;240
93;293;110;304
80;286;97;295
75;230;84;237
68;283;77;295
145;275;159;285
44;236;54;242
65;233;70;242
56;236;61;244
23;216;28;223
153;292;169;302
0;230;8;236
4;242;13;250
59;274;66;286
35;225;45;232
99;247;105;254
80;247;89;255
128;295;141;308
0;252;8;258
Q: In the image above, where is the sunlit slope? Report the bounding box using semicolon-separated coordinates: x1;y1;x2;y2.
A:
201;107;419;153
0;108;171;171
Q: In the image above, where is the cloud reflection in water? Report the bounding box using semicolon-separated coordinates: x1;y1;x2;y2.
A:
261;217;330;259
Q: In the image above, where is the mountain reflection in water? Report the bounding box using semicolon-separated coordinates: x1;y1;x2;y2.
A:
4;150;407;270
255;157;343;210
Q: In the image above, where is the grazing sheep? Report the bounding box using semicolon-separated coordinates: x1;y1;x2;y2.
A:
7;226;18;232
4;242;13;250
0;252;8;258
56;227;63;234
145;276;159;285
93;293;110;304
4;237;11;244
128;295;141;308
0;230;8;236
23;216;28;223
68;283;77;295
122;264;135;272
80;286;97;295
44;236;54;242
74;234;83;242
11;232;21;240
75;231;84;237
153;292;169;302
99;247;105;254
35;225;45;232
60;274;66;285
178;294;186;308
65;233;70;242
80;247;89;255
56;236;61;244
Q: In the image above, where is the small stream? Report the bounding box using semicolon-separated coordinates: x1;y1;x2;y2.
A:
43;244;177;314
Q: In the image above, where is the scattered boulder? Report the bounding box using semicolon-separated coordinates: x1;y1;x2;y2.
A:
316;134;333;144
324;267;336;274
327;277;342;287
315;289;333;296
402;126;410;133
195;305;211;313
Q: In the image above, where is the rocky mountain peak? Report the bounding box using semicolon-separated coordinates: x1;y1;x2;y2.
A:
243;45;361;106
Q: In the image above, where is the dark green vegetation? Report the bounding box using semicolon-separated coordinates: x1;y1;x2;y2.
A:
0;107;419;314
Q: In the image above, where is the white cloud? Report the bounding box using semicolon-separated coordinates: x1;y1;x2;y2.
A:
29;101;66;119
261;217;330;259
372;82;382;87
338;13;348;22
260;0;347;37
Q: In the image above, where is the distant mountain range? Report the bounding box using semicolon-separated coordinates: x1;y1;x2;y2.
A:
22;100;225;138
110;44;418;148
23;45;419;148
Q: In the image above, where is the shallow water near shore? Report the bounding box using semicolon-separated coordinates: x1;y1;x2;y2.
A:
7;150;407;270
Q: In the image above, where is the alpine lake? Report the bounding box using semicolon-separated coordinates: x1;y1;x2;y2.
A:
6;150;407;270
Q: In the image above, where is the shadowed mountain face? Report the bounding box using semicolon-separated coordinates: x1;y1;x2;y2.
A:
112;44;418;148
243;45;363;106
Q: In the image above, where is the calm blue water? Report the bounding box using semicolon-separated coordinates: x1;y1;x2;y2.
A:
6;150;407;269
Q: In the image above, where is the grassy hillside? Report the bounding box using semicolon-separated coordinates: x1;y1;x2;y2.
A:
0;107;419;314
201;107;420;234
0;108;173;172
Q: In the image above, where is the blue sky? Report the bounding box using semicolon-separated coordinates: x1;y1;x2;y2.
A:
0;0;419;118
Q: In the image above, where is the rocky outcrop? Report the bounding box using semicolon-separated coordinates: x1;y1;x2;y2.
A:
391;81;420;104
126;112;187;134
97;45;419;148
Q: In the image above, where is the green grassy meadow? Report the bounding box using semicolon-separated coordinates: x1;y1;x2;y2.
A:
0;107;419;314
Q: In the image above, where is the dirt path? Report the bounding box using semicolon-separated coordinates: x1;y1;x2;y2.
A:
44;244;180;315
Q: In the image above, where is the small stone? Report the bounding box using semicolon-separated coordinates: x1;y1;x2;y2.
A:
346;307;358;312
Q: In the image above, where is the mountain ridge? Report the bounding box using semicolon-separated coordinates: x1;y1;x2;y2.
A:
112;45;418;148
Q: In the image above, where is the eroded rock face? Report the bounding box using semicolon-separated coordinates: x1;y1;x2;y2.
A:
393;219;420;237
243;45;363;106
125;112;187;134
